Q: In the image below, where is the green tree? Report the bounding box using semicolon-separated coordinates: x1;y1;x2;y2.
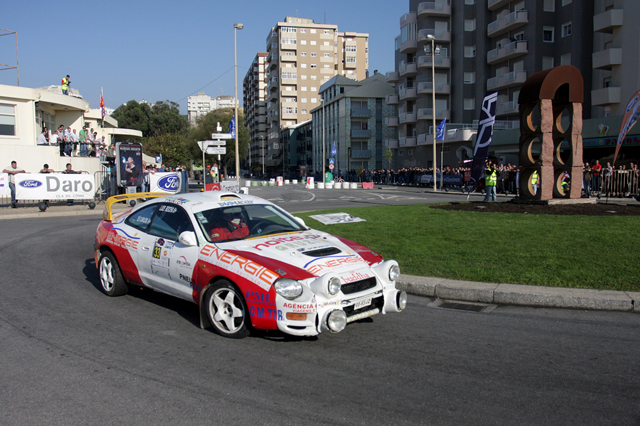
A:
383;147;393;169
149;101;188;137
142;133;191;168
188;108;249;177
111;100;152;137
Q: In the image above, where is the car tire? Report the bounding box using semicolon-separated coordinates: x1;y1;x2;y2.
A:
204;281;250;338
99;251;128;297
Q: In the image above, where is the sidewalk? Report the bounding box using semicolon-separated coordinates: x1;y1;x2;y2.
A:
1;195;637;314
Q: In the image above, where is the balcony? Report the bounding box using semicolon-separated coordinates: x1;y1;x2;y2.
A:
281;40;297;49
495;100;519;116
398;87;417;101
399;39;418;54
281;54;297;62
418;29;451;44
385;117;399;127
487;10;528;38
399;136;417;146
594;9;623;33
320;45;334;51
400;12;417;27
417;54;451;69
592;48;622;70
281;89;297;97
386;94;399;105
591;87;621;106
386;71;399;83
486;70;527;90
417;81;451;95
351;108;371;118
351;129;371;138
487;40;528;65
321;68;335;74
282;110;298;120
417;108;450;121
399;112;417;124
386;139;399;149
350;149;371;159
488;0;510;10
417;2;451;17
399;62;417;77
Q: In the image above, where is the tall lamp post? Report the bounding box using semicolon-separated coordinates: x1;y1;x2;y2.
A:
261;135;264;176
321;98;325;183
234;23;243;181
426;34;437;192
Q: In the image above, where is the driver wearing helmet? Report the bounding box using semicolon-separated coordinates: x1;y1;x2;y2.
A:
209;209;249;242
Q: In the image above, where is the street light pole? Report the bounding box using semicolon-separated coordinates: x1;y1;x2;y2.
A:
261;135;264;176
321;97;325;183
427;34;437;192
234;23;243;181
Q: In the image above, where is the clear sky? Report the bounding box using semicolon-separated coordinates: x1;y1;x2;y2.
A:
1;0;404;114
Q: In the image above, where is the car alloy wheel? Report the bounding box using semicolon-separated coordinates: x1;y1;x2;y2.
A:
204;281;250;338
99;251;128;297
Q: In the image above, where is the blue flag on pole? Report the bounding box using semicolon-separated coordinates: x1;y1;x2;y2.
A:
228;117;236;138
331;141;337;156
436;118;446;141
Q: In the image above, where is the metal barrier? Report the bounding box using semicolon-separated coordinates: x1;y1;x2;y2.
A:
599;170;639;197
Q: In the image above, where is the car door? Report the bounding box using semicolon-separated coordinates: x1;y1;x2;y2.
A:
136;203;199;301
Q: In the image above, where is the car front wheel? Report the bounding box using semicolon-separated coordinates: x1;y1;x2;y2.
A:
99;251;128;297
204;281;250;338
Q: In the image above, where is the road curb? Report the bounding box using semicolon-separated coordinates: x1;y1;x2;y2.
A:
397;274;639;313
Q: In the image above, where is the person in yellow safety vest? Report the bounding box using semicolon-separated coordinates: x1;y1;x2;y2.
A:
483;162;499;202
532;170;539;195
61;75;70;95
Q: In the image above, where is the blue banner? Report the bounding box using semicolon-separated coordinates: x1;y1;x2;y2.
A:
228;117;236;138
470;92;498;184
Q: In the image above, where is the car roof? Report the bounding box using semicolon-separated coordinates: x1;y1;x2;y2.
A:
144;191;275;214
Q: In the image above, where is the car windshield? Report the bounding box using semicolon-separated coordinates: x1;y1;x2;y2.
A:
195;203;305;243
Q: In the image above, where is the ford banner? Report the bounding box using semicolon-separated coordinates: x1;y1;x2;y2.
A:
0;173;9;196
149;172;182;194
15;173;94;200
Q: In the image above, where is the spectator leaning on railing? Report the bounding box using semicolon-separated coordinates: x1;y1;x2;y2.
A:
3;160;26;208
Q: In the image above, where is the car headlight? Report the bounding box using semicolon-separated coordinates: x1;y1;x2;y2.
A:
389;264;400;281
327;277;341;295
326;310;347;332
274;278;303;300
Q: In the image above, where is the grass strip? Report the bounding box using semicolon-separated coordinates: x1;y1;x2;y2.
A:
296;204;640;292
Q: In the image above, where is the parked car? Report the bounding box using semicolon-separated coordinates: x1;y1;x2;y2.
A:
95;191;406;338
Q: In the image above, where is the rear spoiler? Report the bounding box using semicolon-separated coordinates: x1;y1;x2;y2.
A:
103;192;168;221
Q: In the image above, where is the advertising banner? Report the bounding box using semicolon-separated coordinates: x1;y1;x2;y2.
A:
15;173;94;200
471;91;498;184
149;172;182;194
306;177;314;189
116;143;143;187
614;89;640;166
0;173;9;196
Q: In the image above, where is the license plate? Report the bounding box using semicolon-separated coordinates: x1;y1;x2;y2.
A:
354;298;371;310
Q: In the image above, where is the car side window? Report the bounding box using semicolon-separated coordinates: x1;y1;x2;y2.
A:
148;203;194;241
125;205;157;231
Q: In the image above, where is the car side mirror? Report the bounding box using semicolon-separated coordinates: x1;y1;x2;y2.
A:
178;231;197;246
294;217;307;229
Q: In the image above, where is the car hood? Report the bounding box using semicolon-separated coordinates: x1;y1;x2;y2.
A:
217;229;380;280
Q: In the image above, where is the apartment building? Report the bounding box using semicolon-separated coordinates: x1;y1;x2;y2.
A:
187;92;238;125
261;16;369;170
243;52;268;171
387;0;640;168
310;73;397;175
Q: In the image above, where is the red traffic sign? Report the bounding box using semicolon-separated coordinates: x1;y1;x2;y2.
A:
329;164;334;170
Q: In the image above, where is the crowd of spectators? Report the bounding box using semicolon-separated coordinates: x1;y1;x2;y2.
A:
37;125;108;160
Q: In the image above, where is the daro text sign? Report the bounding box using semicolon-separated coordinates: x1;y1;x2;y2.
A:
16;173;94;200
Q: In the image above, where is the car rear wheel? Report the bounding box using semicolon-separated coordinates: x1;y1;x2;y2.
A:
204;281;250;338
99;251;128;297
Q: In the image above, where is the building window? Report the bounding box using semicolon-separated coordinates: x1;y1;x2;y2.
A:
311;87;317;91
562;0;572;5
542;56;554;70
543;0;555;11
324;30;331;35
300;52;307;57
301;98;307;103
324;53;330;57
300;40;307;45
301;75;307;80
603;77;612;88
301;109;308;114
311;40;317;45
301;63;307;68
311;98;317;103
310;29;316;34
311;64;317;69
281;37;297;45
345;46;357;52
464;98;475;110
398;150;404;156
464;0;475;4
407;149;413;156
562;22;572;37
464;19;476;31
464;46;476;57
300;28;306;33
0;103;16;136
301;86;307;91
311;75;317;80
464;72;475;84
561;53;571;65
543;26;554;42
311;52;317;57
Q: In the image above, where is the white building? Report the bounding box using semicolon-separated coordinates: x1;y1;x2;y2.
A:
0;83;142;176
187;92;238;125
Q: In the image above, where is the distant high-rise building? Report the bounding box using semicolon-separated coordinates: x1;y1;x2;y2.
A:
187;92;238;125
243;53;268;171
249;16;369;170
387;0;640;168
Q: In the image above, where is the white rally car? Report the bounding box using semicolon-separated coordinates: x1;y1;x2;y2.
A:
95;191;406;338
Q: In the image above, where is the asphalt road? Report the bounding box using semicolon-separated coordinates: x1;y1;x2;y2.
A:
1;193;639;425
